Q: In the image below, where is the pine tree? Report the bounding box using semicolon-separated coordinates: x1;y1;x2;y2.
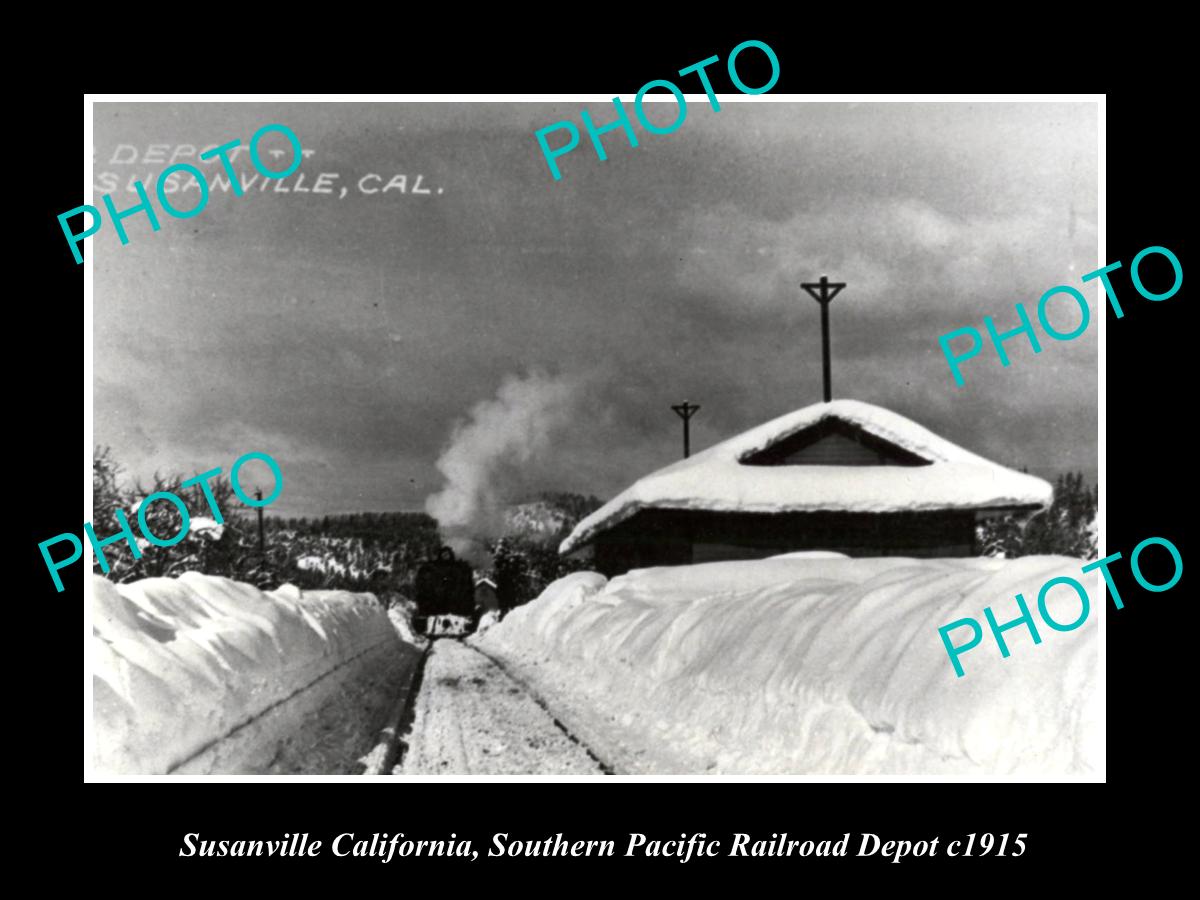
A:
490;537;530;612
976;471;1098;559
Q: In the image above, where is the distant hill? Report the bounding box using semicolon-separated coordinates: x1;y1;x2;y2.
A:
503;492;603;545
265;511;443;594
272;511;440;543
503;501;572;541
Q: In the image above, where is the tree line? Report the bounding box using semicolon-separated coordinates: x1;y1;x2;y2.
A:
93;447;1097;607
91;448;602;608
976;471;1098;559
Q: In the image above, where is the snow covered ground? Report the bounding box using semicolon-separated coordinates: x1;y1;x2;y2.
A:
92;573;420;775
399;640;607;776
474;556;1102;776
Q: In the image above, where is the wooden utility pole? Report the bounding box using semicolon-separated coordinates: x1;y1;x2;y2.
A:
671;401;700;458
801;275;846;402
255;489;265;554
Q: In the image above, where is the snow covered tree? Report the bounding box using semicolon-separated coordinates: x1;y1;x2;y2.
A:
93;446;125;522
976;514;1026;559
1022;471;1097;557
976;471;1098;559
91;447;273;585
487;534;594;612
491;537;529;612
479;492;603;611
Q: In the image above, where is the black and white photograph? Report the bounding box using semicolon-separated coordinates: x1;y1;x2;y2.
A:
83;96;1101;778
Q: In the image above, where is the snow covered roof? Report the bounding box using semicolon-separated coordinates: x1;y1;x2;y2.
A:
560;399;1052;555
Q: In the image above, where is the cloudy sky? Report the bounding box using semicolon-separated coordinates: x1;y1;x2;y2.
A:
91;100;1098;523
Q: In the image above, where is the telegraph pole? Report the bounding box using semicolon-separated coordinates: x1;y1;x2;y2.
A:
671;401;700;458
255;489;265;554
801;275;846;403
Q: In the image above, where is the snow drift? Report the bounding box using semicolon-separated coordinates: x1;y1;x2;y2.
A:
474;556;1101;776
92;573;416;775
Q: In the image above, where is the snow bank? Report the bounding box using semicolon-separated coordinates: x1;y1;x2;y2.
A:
92;573;415;775
387;602;422;645
474;556;1101;776
475;609;502;634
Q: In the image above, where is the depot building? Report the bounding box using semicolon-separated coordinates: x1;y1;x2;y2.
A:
559;399;1051;576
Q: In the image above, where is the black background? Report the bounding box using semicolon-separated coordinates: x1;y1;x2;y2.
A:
27;24;1186;886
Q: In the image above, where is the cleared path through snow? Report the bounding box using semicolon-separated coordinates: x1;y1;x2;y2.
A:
397;639;608;775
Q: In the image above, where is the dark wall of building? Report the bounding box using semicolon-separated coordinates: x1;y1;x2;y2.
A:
741;419;931;467
474;582;500;613
591;508;977;576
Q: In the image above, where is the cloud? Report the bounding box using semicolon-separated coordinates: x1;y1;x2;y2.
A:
675;198;1098;322
92;101;1099;517
425;370;587;541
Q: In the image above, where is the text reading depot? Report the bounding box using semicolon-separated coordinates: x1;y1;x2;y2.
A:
60;124;302;264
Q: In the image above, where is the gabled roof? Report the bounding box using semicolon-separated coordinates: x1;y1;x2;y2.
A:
560;399;1052;555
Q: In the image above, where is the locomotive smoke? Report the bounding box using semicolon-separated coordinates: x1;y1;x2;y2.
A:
425;370;584;568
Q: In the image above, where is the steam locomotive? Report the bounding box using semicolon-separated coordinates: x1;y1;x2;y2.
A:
413;547;478;637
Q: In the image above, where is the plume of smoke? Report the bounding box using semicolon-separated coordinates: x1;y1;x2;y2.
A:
425;371;584;565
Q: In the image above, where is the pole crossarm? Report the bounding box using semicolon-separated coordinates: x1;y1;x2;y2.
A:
801;274;846;306
671;401;700;421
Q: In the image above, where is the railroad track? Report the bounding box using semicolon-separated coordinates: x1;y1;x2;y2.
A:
357;640;433;775
389;638;613;776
